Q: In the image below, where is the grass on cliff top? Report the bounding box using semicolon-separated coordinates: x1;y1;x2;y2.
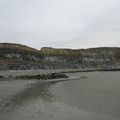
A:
0;43;42;57
40;47;82;57
40;47;120;57
1;43;120;61
16;72;68;80
0;43;38;52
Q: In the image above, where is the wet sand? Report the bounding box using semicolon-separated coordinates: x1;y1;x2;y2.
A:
0;71;120;120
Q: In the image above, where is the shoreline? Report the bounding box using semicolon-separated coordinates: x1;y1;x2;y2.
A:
0;68;120;81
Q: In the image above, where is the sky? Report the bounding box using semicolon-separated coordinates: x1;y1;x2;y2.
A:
0;0;120;49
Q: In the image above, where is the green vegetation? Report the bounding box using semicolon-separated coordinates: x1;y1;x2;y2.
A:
40;47;120;59
16;72;68;80
0;43;120;65
40;47;82;57
0;43;43;62
0;43;41;56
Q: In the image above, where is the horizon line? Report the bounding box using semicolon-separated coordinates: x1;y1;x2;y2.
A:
0;42;120;50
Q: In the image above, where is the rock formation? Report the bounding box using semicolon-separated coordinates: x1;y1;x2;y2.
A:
0;43;120;70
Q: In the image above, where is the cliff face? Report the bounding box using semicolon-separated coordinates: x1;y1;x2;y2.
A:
0;43;120;70
0;43;42;62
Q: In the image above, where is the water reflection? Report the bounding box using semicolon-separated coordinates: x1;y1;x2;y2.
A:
0;81;57;113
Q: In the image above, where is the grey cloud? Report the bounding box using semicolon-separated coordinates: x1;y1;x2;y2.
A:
0;0;120;49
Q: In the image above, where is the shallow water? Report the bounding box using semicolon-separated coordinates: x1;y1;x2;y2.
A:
0;71;120;120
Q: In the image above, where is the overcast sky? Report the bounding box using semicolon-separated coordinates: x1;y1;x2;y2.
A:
0;0;120;49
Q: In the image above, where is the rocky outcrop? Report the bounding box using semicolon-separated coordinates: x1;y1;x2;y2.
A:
0;43;120;70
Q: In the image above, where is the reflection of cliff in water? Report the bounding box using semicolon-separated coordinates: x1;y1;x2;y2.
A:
0;81;56;113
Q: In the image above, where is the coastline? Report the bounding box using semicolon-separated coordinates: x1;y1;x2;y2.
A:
0;68;120;81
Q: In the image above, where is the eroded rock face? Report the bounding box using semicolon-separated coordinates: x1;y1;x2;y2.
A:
4;53;41;62
42;54;113;65
0;43;120;70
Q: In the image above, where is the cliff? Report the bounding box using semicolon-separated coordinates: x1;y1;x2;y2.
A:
0;43;120;70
